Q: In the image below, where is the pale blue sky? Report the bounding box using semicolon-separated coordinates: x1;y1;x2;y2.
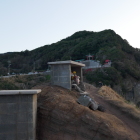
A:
1;0;140;53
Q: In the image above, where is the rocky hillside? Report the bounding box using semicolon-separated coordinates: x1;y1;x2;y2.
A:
35;83;140;140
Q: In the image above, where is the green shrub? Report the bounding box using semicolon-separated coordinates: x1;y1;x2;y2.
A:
85;67;121;87
46;75;51;81
0;81;19;90
39;77;46;82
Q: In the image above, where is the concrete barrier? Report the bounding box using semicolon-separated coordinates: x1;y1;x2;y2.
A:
0;89;41;140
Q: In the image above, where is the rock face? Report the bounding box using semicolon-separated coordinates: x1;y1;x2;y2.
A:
36;85;135;140
134;83;140;106
113;76;140;105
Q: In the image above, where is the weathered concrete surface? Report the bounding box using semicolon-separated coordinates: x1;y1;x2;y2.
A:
48;60;85;67
51;64;71;89
0;90;41;140
48;61;85;90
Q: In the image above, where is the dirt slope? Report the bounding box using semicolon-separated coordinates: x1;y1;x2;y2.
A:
85;83;140;140
35;83;140;140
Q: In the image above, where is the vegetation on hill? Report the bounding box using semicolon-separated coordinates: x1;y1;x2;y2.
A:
85;67;122;87
0;29;140;99
0;74;50;90
0;29;139;75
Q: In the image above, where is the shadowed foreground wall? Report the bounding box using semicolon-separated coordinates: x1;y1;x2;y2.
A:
0;90;41;140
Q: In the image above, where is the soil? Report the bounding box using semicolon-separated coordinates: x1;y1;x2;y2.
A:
85;83;140;140
35;83;140;140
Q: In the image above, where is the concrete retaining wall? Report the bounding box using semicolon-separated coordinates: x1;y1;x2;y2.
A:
0;90;41;140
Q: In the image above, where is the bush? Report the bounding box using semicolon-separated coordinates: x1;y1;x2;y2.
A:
134;51;140;64
46;75;51;81
85;67;121;87
0;81;19;90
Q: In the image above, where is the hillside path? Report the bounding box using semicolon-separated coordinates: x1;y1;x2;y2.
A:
85;83;140;140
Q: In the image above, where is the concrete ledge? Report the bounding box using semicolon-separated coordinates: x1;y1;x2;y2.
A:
0;89;41;95
48;60;85;67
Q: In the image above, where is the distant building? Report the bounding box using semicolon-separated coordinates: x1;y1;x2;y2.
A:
75;54;101;69
81;60;102;69
86;54;94;60
75;54;111;70
102;59;111;67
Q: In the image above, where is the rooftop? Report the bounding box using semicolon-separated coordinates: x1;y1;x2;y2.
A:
48;60;85;67
0;89;41;95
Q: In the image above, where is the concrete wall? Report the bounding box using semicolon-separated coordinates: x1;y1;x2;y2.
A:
51;64;71;89
0;90;40;140
82;60;101;69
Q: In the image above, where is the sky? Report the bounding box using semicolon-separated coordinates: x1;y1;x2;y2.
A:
1;0;140;53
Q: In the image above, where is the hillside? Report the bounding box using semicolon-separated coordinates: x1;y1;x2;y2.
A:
0;74;50;90
35;83;140;140
0;29;140;74
0;29;140;105
0;74;140;139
